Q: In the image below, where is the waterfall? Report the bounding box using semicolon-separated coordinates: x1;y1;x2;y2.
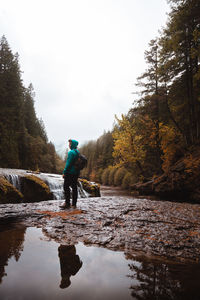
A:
0;168;90;200
38;173;90;199
3;174;22;192
37;173;64;200
78;180;90;198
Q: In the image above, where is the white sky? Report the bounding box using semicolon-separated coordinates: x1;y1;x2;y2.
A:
0;0;170;151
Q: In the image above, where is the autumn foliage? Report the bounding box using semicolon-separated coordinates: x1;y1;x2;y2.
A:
79;0;200;190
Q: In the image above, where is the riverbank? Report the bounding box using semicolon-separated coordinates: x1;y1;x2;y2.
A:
131;147;200;203
1;186;200;263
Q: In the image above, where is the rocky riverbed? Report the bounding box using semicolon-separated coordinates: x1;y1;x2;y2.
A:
1;186;200;263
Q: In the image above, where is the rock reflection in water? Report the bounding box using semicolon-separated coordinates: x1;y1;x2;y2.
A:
58;245;82;289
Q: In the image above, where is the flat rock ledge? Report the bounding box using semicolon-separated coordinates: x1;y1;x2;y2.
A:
1;195;200;264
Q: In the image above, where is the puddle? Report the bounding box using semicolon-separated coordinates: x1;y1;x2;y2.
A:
0;225;200;300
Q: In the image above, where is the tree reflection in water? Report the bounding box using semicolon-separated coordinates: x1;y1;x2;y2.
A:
127;255;200;300
58;244;83;289
0;225;26;284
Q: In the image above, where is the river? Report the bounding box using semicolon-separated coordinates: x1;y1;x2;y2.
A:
0;186;200;299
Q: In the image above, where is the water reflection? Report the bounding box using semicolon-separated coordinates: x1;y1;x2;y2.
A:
0;225;26;285
0;225;200;300
126;255;200;300
58;245;82;289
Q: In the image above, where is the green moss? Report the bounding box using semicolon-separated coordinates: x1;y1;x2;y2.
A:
21;175;53;202
24;175;50;193
79;178;100;197
0;177;8;193
0;176;23;204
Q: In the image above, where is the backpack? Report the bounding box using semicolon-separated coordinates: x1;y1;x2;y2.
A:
74;150;87;170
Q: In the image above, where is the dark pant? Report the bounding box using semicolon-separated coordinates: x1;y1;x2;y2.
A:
63;174;78;206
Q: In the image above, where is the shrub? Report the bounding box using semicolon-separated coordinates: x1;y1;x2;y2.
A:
108;167;118;186
96;168;104;184
114;167;126;186
101;168;111;185
121;172;133;189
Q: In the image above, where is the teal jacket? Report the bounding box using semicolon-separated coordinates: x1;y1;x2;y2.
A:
63;139;79;175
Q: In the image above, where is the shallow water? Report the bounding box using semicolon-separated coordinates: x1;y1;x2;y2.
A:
0;225;135;300
0;224;200;300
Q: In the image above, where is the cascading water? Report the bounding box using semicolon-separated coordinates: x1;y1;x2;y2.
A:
3;174;22;192
37;173;65;200
0;168;90;200
78;180;90;198
37;173;90;200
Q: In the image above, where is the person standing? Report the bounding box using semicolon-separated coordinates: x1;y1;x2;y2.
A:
60;139;79;209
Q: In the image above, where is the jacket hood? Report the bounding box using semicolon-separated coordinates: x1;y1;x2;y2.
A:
70;139;79;149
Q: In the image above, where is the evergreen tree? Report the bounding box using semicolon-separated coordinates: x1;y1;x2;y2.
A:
23;84;38;137
0;36;24;168
159;0;200;145
136;39;163;172
0;35;63;173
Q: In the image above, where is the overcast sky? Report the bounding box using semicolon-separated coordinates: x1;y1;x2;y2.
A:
0;0;170;151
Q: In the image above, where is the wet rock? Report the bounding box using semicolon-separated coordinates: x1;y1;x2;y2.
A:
55;225;65;229
1;189;200;263
0;176;23;204
97;235;114;245
21;175;53;202
103;220;112;226
79;179;101;197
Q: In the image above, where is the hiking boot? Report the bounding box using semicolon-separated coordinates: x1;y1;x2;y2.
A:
72;205;77;209
60;203;70;209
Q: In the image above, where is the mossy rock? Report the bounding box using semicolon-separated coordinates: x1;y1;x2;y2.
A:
79;179;101;197
0;176;23;204
21;175;53;203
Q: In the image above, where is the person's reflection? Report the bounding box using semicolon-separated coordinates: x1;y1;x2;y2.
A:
58;244;83;289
